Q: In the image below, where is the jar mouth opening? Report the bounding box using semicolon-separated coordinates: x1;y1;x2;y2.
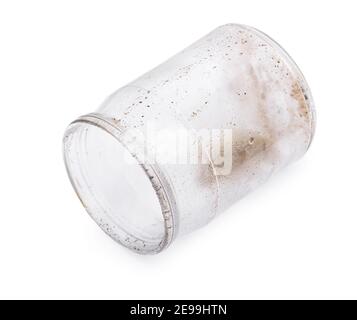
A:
63;115;175;254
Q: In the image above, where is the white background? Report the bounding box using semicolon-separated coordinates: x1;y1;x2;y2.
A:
0;0;356;299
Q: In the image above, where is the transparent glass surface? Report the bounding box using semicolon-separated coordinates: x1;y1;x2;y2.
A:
63;24;316;254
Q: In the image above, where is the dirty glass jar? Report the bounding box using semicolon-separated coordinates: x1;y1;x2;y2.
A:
63;24;316;254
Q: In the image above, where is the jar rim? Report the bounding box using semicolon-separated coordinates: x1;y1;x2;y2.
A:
63;113;177;254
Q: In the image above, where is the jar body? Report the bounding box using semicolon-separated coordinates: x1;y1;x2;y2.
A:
63;24;315;254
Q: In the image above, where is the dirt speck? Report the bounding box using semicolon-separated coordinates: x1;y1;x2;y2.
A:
290;82;310;120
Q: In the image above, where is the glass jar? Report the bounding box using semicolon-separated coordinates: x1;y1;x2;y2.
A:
63;24;316;254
